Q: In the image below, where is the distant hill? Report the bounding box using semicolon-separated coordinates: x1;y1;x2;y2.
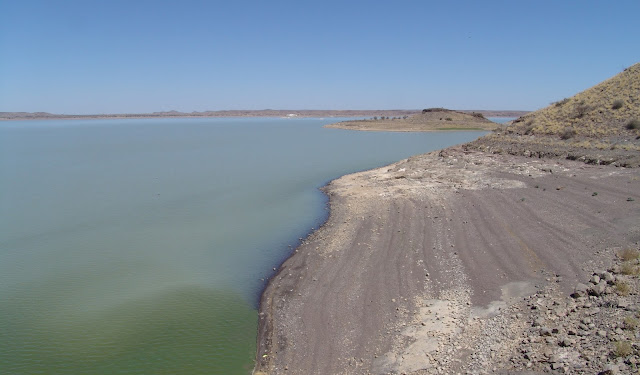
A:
468;63;640;167
0;109;527;121
325;108;499;132
0;110;419;120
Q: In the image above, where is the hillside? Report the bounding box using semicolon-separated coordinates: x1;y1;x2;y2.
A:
325;108;499;131
468;63;640;167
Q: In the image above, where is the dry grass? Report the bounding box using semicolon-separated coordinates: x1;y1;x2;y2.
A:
623;316;639;330
613;340;633;357
619;248;640;262
615;280;631;296
620;261;640;276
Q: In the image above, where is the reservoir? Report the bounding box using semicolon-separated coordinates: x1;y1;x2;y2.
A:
0;117;486;374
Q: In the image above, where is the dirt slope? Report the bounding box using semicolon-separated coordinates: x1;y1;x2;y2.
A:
255;147;640;374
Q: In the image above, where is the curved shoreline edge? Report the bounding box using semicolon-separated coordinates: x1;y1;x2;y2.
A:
253;145;640;374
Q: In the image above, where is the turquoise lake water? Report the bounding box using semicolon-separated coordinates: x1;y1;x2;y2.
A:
0;117;487;374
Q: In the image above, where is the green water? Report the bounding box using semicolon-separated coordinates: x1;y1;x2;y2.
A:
2;284;255;374
0;118;485;373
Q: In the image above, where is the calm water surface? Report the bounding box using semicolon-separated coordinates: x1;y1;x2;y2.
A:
0;118;486;374
488;116;517;124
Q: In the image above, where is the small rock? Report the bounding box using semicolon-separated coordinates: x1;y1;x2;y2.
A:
532;317;544;327
589;282;607;296
573;283;589;298
599;363;619;375
558;336;575;347
617;299;629;309
602;271;615;283
540;327;553;336
591;274;601;284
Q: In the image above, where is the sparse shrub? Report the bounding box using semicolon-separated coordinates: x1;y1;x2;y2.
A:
612;100;624;110
615;280;631;296
620;261;639;276
472;112;485;119
613;340;633;357
619;248;640;262
628;197;636;202
523;126;535;135
445;118;452;121
560;128;577;140
553;98;570;107
627;119;640;130
592;192;598;196
574;103;590;118
523;120;535;135
423;108;445;113
624;316;639;330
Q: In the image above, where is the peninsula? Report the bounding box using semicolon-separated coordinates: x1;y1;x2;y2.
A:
255;63;640;374
325;108;499;132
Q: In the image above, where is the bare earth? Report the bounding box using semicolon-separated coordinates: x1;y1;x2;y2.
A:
255;147;640;374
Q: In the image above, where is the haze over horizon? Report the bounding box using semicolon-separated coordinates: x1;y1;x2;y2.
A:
1;0;639;115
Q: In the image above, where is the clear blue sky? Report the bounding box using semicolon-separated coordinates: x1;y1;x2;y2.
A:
1;0;638;114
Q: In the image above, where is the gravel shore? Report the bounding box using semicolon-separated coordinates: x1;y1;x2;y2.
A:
254;146;640;374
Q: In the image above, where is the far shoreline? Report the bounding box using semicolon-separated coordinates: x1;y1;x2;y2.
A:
0;109;529;122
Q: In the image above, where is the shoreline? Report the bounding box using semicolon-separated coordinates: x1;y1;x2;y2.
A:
0;110;528;122
254;145;640;374
323;126;491;133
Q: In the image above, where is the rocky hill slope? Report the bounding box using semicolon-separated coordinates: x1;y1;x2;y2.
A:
468;63;640;167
